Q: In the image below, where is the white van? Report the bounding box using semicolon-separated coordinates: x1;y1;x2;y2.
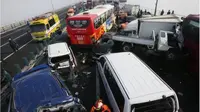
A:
96;52;180;112
47;42;77;70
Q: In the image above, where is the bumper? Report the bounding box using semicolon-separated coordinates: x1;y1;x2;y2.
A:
32;36;50;41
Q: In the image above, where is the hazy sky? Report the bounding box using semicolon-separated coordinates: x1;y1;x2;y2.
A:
127;0;199;16
1;0;199;26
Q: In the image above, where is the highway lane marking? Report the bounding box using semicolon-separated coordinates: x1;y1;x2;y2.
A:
0;39;33;63
1;26;28;39
1;26;66;63
0;32;28;47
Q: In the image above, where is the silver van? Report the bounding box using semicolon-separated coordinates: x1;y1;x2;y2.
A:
96;52;180;112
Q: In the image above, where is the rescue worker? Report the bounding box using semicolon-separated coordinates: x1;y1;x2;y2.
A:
91;99;111;112
144;9;147;15
160;9;164;15
66;8;75;19
167;10;171;15
9;38;19;52
117;10;128;31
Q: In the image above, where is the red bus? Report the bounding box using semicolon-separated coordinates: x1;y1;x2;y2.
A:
182;14;199;74
66;4;115;46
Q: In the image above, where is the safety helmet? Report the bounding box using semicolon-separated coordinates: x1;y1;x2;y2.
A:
95;99;103;110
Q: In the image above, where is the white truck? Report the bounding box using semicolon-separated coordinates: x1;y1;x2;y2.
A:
111;15;184;60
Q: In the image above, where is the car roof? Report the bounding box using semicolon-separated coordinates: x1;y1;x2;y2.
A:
103;52;174;104
12;64;73;112
48;42;70;58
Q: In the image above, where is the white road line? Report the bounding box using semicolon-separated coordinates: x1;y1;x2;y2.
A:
0;39;33;63
1;26;28;39
0;32;28;47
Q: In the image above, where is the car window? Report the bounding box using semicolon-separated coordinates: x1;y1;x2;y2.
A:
104;64;125;111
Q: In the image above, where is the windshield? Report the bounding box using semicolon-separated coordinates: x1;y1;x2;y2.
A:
51;55;70;64
30;24;46;32
131;97;176;112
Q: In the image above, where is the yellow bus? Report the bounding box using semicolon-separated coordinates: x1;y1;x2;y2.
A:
29;12;62;41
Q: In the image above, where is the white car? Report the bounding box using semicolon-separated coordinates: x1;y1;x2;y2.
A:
47;42;77;71
96;52;180;112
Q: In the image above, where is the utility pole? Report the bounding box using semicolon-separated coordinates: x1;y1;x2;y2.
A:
154;0;158;16
50;0;55;13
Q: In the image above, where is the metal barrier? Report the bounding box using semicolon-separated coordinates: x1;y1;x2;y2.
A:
0;2;80;34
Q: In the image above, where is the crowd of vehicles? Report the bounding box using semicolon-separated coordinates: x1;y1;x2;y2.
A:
4;2;199;112
29;12;62;41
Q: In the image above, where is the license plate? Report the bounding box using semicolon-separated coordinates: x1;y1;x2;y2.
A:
76;35;84;40
78;40;84;44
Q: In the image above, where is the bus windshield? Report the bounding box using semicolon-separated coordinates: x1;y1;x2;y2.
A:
30;24;46;32
68;20;90;28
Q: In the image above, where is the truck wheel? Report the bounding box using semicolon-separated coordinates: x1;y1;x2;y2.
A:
122;43;132;52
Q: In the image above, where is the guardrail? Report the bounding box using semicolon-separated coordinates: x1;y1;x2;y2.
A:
0;2;80;34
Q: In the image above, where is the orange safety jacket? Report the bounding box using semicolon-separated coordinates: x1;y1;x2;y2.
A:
90;105;111;112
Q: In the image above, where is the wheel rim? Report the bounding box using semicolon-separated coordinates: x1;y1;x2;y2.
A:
123;46;130;51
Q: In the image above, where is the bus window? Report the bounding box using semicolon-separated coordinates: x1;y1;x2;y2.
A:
94;17;101;29
49;18;56;27
104;65;125;111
